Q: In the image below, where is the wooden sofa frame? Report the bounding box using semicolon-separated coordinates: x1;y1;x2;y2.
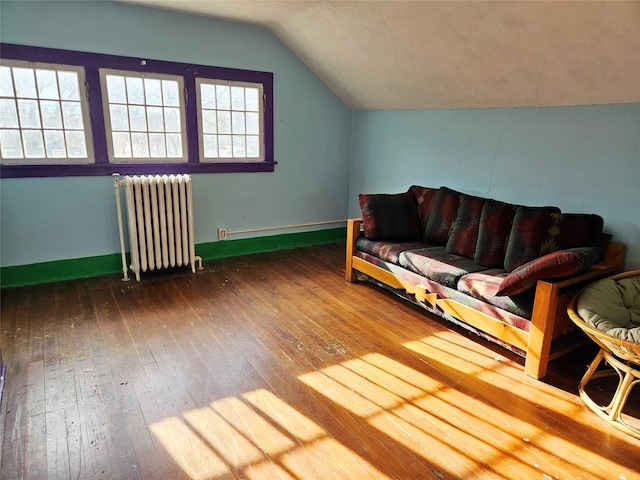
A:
345;218;627;379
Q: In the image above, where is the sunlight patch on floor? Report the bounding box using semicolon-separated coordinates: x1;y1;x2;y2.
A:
150;338;626;480
151;388;393;480
401;336;630;478
298;353;534;478
150;416;233;480
301;347;630;480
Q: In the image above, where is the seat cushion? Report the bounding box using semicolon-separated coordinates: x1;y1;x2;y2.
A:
355;237;429;264
457;270;535;319
577;275;640;342
399;246;487;289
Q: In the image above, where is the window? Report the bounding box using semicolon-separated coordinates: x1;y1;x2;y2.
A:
0;43;274;178
100;70;187;163
0;60;93;164
197;79;263;161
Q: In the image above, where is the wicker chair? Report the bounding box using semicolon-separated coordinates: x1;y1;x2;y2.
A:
567;270;640;439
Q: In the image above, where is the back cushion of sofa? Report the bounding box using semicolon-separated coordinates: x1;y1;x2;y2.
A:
504;210;604;273
409;185;438;237
503;206;563;272
474;200;519;268
423;187;462;244
552;213;604;249
446;194;489;258
358;191;421;241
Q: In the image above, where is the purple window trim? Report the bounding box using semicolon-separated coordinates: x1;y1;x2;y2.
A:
0;162;277;178
0;43;275;178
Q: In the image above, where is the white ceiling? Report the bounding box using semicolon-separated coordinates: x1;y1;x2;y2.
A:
122;0;640;110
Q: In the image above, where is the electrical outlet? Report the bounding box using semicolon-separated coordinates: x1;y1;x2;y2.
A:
218;228;227;241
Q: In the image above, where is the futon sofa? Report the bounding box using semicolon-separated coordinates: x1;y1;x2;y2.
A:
345;186;627;378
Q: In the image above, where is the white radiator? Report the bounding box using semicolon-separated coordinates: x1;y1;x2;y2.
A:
114;174;202;281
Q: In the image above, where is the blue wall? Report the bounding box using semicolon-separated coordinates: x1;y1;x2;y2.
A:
0;1;353;267
350;105;640;269
2;1;639;273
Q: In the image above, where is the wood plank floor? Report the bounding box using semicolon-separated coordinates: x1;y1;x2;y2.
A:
1;243;638;480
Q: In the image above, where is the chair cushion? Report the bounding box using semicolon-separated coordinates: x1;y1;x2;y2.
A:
359;191;421;241
577;275;640;342
496;247;604;296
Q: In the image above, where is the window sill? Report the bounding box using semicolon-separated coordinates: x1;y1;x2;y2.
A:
0;161;277;178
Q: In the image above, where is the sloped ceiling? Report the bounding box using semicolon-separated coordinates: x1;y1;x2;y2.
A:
122;0;640;110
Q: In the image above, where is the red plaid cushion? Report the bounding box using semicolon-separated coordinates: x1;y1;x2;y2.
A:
503;206;561;272
496;247;604;296
474;201;518;268
446;194;489;259
409;185;438;237
423;187;462;244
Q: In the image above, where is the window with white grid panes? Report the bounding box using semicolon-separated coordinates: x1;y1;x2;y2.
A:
0;60;93;164
1;43;275;177
100;69;187;163
197;79;264;161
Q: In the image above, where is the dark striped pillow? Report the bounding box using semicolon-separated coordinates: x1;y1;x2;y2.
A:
359;191;420;241
409;185;438;237
474;201;518;269
446;194;489;258
423;187;462;244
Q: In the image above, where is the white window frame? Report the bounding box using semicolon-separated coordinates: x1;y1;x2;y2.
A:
196;78;265;162
99;68;188;164
0;59;94;165
1;43;275;178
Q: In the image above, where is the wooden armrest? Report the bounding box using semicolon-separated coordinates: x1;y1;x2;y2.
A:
526;242;626;379
345;218;362;281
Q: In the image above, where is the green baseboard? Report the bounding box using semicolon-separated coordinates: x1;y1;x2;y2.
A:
0;253;123;289
196;227;346;260
0;227;346;289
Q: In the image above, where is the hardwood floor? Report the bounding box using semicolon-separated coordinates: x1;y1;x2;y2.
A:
1;243;638;479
